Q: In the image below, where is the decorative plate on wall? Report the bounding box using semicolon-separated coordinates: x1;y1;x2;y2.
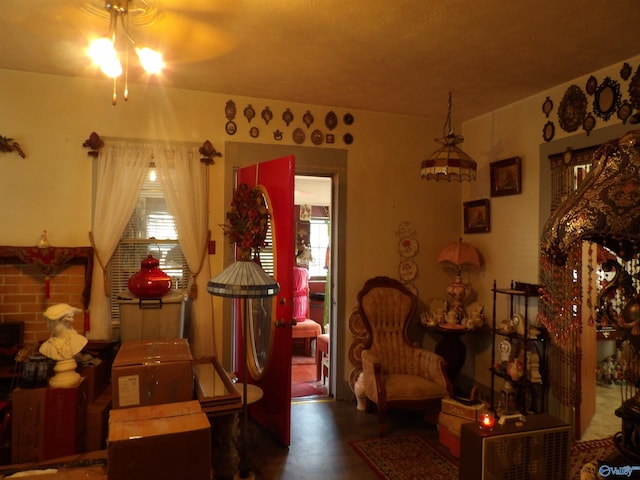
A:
293;128;305;144
225;121;237;135
225;100;236;121
583;114;596;136
283;108;294;126
261;107;273;125
311;129;324;145
398;237;419;257
250;126;259;138
303;111;314;129
398;259;418;281
621;62;632;81
543;121;555;142
593;77;621;121
585;75;597;95
325;111;338;130
244;104;255;123
542;97;553;118
618;101;633;124
343;113;354;125
628;67;640;109
403;282;418;297
558;85;587;132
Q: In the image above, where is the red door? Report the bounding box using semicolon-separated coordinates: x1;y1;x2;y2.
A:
235;155;295;446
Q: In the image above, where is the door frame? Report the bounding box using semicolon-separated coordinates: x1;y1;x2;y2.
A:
224;142;348;401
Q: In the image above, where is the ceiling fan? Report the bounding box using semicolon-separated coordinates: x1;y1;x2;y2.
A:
78;0;239;65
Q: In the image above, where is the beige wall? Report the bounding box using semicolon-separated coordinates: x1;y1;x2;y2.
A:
2;51;639;398
461;53;640;388
0;68;460;398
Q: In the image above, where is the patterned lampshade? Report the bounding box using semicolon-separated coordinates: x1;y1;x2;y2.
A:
207;259;280;298
421;92;477;182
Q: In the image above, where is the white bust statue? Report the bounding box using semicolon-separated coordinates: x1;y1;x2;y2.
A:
39;303;88;361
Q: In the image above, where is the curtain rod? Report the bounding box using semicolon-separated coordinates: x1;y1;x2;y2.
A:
83;131;221;164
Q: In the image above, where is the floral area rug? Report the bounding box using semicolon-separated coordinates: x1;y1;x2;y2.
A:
570;437;616;480
350;434;457;480
351;434;617;480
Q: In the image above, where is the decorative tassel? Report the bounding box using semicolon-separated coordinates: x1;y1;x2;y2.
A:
190;282;198;300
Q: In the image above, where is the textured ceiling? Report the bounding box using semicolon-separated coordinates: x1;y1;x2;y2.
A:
1;0;639;121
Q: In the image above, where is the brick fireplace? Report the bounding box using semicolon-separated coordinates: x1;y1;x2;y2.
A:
0;247;93;347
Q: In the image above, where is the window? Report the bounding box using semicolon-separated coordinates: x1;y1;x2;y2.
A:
308;218;330;278
108;168;190;320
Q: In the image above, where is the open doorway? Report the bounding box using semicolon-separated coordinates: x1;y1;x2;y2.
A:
291;175;332;399
224;141;349;408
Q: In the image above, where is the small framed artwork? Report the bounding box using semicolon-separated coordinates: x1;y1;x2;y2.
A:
464;199;490;234
490;156;522;197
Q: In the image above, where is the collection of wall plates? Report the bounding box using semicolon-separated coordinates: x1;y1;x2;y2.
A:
223;100;355;146
542;61;639;142
397;221;419;297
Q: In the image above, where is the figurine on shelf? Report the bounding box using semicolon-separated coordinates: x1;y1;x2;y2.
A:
39;303;87;387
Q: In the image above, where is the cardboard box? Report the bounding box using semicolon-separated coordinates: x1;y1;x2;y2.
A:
11;379;88;464
111;339;194;409
86;386;112;451
108;400;211;480
79;359;109;404
440;397;484;422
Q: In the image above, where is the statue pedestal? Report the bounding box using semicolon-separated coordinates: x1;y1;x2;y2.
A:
49;358;81;388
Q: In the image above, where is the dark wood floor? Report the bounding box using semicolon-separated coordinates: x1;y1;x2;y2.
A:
244;398;442;480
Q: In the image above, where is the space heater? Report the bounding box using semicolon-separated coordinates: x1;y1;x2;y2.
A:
459;414;570;480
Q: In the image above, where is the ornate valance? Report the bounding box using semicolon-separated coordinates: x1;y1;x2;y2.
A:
0;246;93;309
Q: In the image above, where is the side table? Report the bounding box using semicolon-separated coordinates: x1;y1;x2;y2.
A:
423;324;473;381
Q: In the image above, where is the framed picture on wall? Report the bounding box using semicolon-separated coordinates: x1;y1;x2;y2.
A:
490;156;522;197
464;199;490;234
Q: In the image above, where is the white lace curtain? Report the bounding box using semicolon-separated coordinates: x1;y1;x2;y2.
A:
88;140;215;358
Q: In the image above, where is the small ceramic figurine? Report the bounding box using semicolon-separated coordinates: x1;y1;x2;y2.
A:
465;301;485;329
445;309;459;325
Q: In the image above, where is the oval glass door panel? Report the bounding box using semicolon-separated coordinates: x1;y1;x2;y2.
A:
247;189;277;379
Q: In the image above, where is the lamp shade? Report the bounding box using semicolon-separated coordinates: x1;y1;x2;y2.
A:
437;239;482;273
421;134;477;182
207;259;280;298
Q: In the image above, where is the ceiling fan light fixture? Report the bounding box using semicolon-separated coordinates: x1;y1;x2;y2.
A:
421;92;477;182
87;0;164;104
135;47;164;74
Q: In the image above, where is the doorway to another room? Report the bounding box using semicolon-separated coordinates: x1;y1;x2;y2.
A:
291;175;332;400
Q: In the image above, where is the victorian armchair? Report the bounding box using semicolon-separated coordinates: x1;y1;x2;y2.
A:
358;276;452;435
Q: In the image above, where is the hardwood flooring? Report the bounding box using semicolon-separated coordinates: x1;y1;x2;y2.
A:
245;399;440;480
